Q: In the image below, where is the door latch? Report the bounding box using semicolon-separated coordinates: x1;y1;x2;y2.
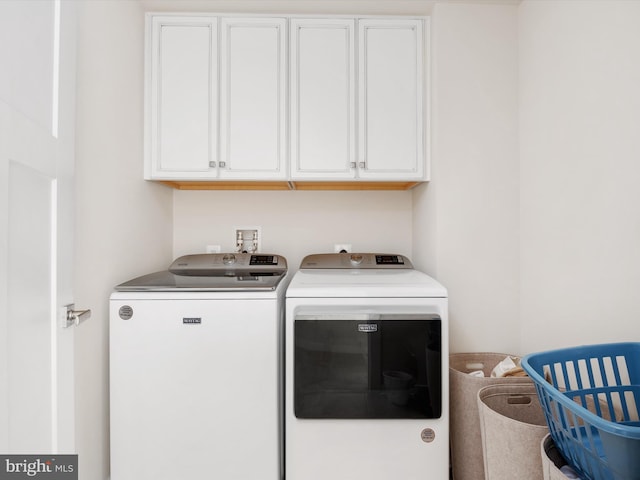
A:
65;304;91;328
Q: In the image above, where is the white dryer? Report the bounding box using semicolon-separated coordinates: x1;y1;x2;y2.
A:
110;253;288;480
285;253;448;480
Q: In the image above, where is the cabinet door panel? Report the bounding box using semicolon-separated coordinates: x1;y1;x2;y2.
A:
290;19;355;179
358;19;424;179
147;17;216;178
220;18;286;179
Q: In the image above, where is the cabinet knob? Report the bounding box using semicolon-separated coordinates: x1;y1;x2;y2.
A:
359;161;366;169
219;161;226;168
350;162;356;169
209;161;216;168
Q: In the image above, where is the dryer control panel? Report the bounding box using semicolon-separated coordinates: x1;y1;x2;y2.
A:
299;253;413;269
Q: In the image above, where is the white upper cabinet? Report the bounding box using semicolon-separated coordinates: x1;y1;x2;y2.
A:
145;15;287;181
145;14;428;187
291;17;426;182
219;18;287;180
358;19;425;180
146;16;217;179
290;19;356;180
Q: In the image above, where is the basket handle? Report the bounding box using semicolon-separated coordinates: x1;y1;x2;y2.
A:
466;362;485;370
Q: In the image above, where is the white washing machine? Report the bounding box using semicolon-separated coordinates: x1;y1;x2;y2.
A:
285;253;449;480
110;253;288;480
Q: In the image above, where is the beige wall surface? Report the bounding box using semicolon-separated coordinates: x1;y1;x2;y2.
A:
414;2;520;354
173;190;413;269
74;2;173;479
518;0;640;352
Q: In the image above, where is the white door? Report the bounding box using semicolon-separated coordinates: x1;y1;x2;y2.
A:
358;19;425;180
219;17;287;180
290;19;356;180
0;0;77;454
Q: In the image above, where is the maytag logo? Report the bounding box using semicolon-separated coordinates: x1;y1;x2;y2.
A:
183;318;202;325
1;455;77;479
358;324;377;333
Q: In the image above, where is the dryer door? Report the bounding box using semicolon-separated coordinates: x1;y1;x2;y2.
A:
294;313;441;419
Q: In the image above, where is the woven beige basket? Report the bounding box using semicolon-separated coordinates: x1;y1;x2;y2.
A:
449;353;532;480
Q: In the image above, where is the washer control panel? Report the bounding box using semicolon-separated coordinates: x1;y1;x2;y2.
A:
169;253;286;275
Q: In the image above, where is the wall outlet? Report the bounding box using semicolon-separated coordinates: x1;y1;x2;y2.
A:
206;244;221;253
334;244;352;253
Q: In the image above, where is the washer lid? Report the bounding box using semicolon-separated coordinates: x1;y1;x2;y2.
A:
115;253;287;292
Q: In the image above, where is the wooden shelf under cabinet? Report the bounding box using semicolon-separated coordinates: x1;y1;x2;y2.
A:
159;181;291;191
291;181;420;191
158;181;421;191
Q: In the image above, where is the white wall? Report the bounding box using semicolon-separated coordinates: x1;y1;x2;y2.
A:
413;2;520;354
74;2;173;479
417;0;640;357
72;1;640;479
518;1;640;353
173;190;413;268
141;0;435;16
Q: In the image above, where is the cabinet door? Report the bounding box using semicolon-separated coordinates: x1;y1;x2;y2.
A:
146;16;217;179
290;19;355;180
220;18;287;180
358;19;425;180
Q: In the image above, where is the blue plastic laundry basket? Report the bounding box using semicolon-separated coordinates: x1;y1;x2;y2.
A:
522;343;640;480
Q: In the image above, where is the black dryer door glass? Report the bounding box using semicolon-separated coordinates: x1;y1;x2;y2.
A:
294;314;441;419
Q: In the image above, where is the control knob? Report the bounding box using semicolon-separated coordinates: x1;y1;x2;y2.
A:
350;254;364;266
